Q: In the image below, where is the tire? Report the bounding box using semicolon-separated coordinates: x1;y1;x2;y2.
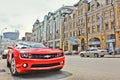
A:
10;57;18;76
7;60;10;67
80;53;84;57
101;55;104;57
2;55;6;59
94;53;99;57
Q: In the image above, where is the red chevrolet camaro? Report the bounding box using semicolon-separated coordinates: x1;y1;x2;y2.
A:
7;42;65;76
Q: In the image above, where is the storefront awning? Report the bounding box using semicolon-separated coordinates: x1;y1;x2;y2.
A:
70;37;78;45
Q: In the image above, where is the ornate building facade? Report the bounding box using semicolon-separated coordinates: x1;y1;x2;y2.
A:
62;0;120;51
32;0;120;52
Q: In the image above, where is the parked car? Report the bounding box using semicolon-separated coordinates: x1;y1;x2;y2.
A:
64;51;72;55
79;47;107;57
2;49;8;59
7;42;65;76
71;50;79;55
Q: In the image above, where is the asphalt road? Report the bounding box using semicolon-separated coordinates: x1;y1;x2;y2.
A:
63;55;120;80
1;55;120;80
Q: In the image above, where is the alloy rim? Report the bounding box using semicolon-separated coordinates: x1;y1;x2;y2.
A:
11;57;16;74
94;54;98;57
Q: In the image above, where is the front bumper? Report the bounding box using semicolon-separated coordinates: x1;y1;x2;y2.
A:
16;57;65;73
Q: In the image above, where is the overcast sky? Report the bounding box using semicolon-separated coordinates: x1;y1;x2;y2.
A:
0;0;92;39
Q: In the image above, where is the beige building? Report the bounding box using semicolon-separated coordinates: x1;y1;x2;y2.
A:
45;6;76;49
62;0;120;52
25;32;32;41
31;0;120;52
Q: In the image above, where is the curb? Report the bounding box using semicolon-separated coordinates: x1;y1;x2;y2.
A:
104;55;120;58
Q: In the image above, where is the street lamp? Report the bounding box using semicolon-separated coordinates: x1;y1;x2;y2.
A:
85;13;88;51
0;28;7;42
111;3;116;56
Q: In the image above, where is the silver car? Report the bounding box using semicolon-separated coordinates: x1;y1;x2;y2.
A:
79;47;107;57
2;49;8;59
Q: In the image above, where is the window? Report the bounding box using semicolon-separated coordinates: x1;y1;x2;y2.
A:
55;41;60;49
96;13;100;21
65;33;68;38
91;5;94;11
81;29;84;35
80;18;84;26
70;32;72;37
97;25;100;32
73;22;75;29
105;23;109;30
87;17;90;23
64;23;68;31
107;0;111;4
64;18;67;22
105;12;108;18
92;26;96;33
111;22;115;29
78;30;81;36
77;19;80;26
73;14;75;18
92;16;95;23
81;8;84;14
88;27;90;34
110;9;114;16
73;31;75;36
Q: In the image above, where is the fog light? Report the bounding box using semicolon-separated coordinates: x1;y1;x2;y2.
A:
23;63;28;68
61;61;64;64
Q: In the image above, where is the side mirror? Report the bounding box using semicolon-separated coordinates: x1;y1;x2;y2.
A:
8;46;13;49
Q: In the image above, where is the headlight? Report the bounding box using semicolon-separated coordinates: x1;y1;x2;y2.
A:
57;53;63;57
20;53;32;58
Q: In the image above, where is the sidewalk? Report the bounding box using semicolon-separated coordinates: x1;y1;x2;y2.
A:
104;55;120;58
0;55;14;80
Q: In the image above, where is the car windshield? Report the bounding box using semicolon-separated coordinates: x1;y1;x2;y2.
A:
16;42;46;49
90;49;98;51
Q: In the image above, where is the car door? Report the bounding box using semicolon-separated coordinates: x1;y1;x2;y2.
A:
85;49;90;57
89;49;96;57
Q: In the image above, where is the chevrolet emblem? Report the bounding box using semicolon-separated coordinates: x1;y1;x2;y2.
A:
44;55;51;58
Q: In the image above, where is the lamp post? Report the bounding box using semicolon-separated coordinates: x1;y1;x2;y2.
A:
111;3;116;56
85;13;88;51
0;28;7;42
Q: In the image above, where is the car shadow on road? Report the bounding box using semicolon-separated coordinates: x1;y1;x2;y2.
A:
13;70;72;80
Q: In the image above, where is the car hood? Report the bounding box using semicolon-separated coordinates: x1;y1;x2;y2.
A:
18;48;62;54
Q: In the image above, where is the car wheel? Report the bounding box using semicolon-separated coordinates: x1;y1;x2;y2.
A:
10;57;18;76
7;60;10;67
80;53;84;57
2;55;6;59
101;55;104;57
94;53;99;57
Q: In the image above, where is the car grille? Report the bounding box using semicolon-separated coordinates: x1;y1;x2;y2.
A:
30;54;58;59
31;62;60;68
